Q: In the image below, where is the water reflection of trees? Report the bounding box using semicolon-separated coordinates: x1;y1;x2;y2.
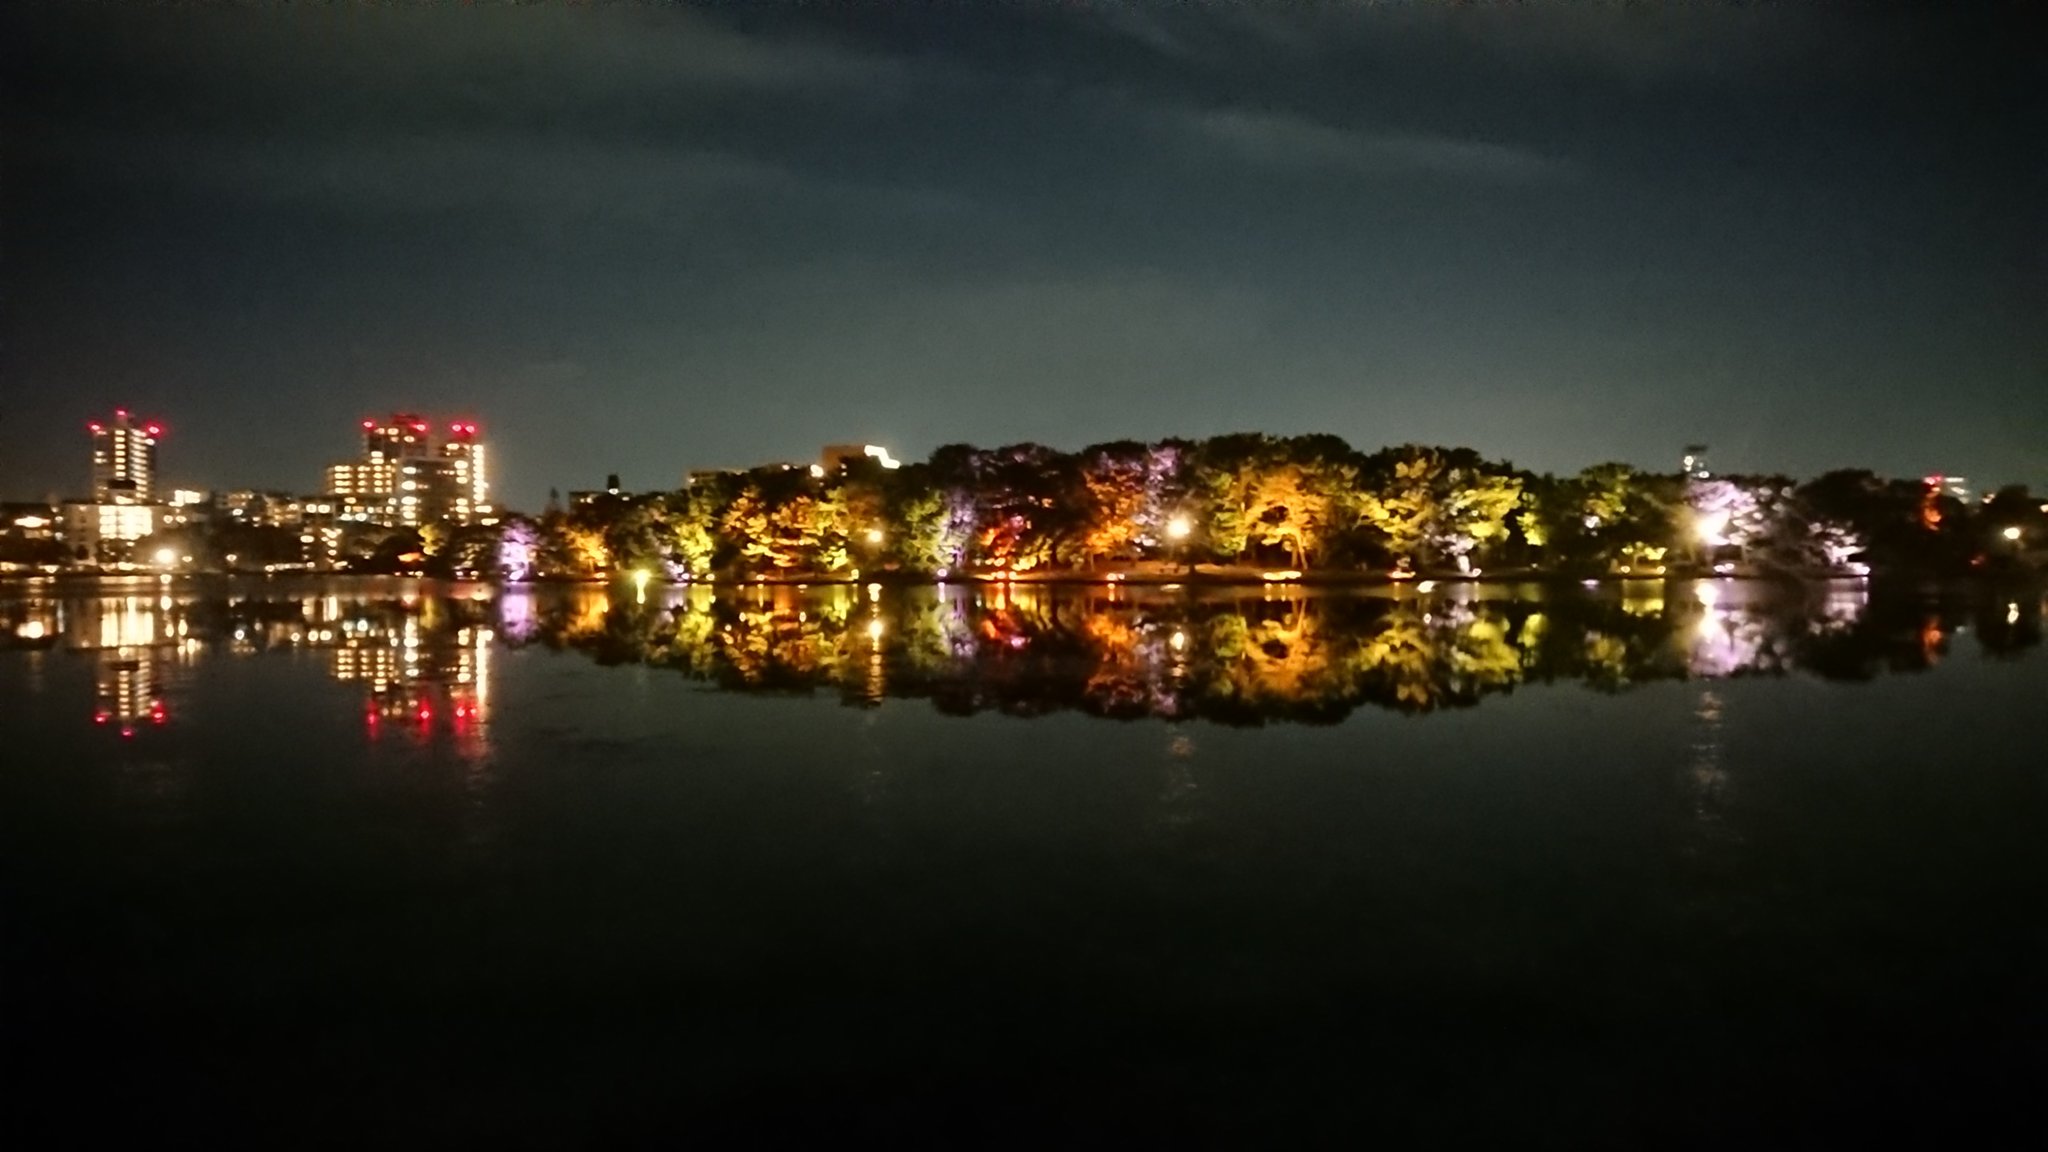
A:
2;581;2038;730
510;583;2041;726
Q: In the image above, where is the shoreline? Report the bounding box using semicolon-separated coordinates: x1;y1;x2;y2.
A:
3;566;2026;590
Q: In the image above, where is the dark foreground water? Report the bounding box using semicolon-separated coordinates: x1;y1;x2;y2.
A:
2;579;2042;1146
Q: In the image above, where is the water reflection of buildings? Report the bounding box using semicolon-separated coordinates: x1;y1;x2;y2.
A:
61;595;199;736
328;614;494;742
27;587;498;745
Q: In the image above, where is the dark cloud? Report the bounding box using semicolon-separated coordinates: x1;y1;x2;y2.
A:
2;1;2040;505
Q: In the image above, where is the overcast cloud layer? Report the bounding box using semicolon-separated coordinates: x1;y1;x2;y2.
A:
3;2;2040;505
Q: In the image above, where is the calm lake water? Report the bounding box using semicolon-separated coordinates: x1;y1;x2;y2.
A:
3;578;2042;1146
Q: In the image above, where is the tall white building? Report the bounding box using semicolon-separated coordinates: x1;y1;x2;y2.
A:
90;409;161;502
69;409;169;565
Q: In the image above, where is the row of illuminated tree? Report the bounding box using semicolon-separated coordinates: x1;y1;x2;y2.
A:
483;436;2044;581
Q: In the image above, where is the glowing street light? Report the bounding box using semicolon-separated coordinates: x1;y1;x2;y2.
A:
1165;515;1193;576
1694;510;1731;546
2001;525;2023;542
153;547;178;568
864;528;884;545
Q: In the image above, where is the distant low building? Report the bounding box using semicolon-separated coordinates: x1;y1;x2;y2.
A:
1926;475;1973;504
3;503;60;543
684;468;742;488
0;502;64;570
569;474;624;507
1682;445;1710;480
820;444;902;474
222;489;306;528
61;499;164;565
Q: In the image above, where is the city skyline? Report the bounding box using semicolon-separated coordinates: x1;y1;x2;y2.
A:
4;4;2041;507
1;401;2034;515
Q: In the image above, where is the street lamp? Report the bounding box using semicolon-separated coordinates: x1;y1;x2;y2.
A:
2002;525;2022;542
153;547;178;569
1165;515;1193;575
865;528;884;546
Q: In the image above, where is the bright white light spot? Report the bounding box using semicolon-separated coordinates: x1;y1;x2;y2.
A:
866;618;884;641
1695;511;1731;546
1169;630;1186;652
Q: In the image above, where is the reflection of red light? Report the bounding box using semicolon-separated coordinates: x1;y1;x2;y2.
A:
417;706;432;721
120;728;134;739
94;711;109;724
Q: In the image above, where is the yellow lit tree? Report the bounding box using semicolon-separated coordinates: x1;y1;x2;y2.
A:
1355;446;1522;568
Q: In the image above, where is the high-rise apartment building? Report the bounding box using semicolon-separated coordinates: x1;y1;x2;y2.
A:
439;422;489;523
322;414;494;527
90;410;161;502
67;410;169;564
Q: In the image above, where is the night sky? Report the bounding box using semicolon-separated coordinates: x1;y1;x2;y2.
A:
4;2;2040;509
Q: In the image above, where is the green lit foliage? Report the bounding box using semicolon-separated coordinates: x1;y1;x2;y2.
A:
601;497;675;574
1354;446;1522;567
1573;463;1679;570
886;473;971;575
669;478;733;578
721;468;851;574
418;520;452;560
